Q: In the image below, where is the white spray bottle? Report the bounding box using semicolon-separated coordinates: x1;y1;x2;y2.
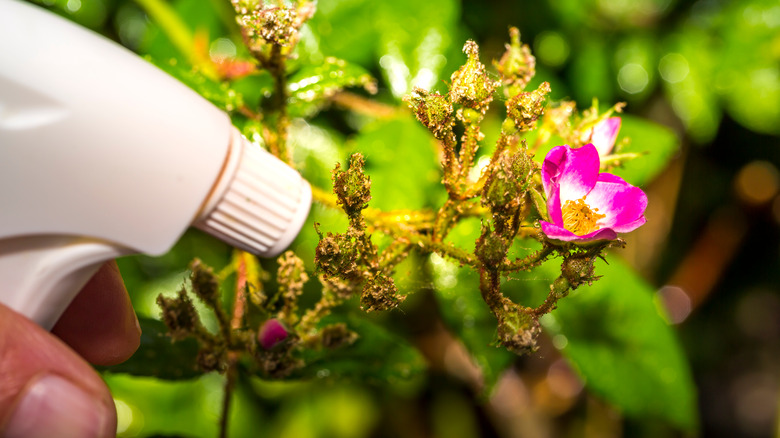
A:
0;0;312;329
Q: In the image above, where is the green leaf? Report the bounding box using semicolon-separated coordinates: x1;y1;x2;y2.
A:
540;257;698;432
287;58;375;118
100;318;201;380
292;315;427;385
608;114;679;187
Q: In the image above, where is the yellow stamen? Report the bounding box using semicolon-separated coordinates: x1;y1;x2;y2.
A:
561;196;605;235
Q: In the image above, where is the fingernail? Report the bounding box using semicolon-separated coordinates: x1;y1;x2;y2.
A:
5;375;112;438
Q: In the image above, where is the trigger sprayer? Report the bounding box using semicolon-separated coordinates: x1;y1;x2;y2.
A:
0;0;312;329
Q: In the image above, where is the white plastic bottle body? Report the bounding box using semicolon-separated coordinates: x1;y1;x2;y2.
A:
0;0;233;328
0;0;232;254
0;1;311;329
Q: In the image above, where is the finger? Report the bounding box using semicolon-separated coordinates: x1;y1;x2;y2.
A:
52;261;141;366
0;304;116;438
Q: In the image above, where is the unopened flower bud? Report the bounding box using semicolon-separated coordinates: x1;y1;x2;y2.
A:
483;149;532;213
507;81;550;131
497;310;541;356
449;41;498;110
405;88;454;140
258;319;290;350
494;27;536;95
314;231;360;279
561;252;598;289
361;273;403;312
239;7;298;46
157;288;200;341
332;153;371;215
189;259;219;305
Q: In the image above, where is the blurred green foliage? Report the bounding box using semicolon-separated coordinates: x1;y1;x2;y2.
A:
31;0;780;436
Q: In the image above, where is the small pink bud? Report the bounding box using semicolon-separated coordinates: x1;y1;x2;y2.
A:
258;319;289;350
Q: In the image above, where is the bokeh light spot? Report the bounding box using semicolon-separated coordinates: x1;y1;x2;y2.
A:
552;334;568;350
209;38;237;61
66;0;81;12
535;31;570;68
618;63;649;94
659;53;690;83
735;160;779;205
657;285;692;324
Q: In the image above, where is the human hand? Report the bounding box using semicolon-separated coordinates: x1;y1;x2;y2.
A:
0;261;140;438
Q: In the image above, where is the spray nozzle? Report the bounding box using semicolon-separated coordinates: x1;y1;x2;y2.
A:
194;127;312;257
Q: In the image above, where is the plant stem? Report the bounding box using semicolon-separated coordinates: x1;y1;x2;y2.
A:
479;267;510;315
331;92;398;118
219;366;237;438
399;232;478;266
231;251;248;331
267;44;292;165
219;250;250;438
502;245;554;272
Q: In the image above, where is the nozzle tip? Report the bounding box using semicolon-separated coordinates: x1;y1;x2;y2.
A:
194;131;311;257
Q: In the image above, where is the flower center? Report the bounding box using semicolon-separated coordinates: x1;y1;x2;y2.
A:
561;197;605;236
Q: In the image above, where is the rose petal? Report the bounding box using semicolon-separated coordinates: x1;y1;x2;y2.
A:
541;145;566;196
540;221;617;242
542;144;601;203
591;117;621;156
585;173;648;232
546;180;564;225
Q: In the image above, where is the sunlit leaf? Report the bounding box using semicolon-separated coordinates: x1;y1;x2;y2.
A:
148;56;246;112
287;57;375;118
309;0;460;98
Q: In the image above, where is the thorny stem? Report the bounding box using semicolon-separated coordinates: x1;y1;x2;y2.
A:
462;129;517;199
219;366;237;438
378;241;413;272
298;279;355;334
501;245;554;272
439;127;461;198
220;250;250;438
457;116;483;190
263;44;292;165
399;232;478;266
479;267;512;316
231;251;249;330
432;199;468;242
311;185;436;230
531;280;566;317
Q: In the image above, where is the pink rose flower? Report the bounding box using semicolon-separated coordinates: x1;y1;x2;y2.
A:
585;116;621;156
540;144;647;242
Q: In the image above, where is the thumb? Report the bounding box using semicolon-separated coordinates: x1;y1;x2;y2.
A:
0;304;116;438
